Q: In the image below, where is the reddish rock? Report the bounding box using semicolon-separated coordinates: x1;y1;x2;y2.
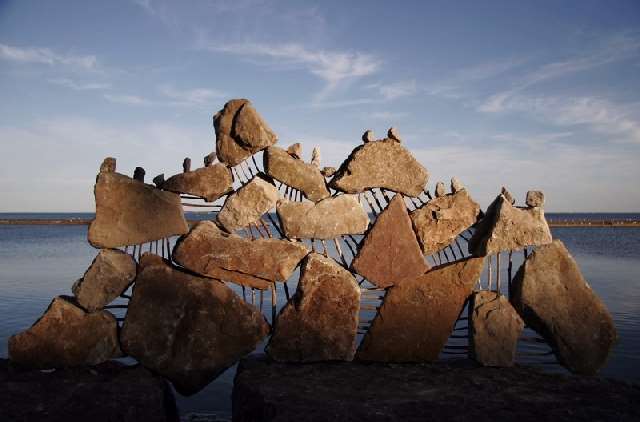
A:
526;190;545;207
217;175;278;232
161;163;232;202
100;157;116;173
264;146;330;202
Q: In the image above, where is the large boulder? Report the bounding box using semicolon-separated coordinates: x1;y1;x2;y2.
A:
351;194;428;288
72;249;137;312
267;254;360;362
329;138;428;197
161;163;232;202
214;99;277;166
88;172;189;248
357;257;484;362
120;254;270;395
173;221;308;289
277;195;369;239
217;175;278;232
410;189;481;255
9;296;120;368
263;146;330;202
469;291;524;367
510;240;617;375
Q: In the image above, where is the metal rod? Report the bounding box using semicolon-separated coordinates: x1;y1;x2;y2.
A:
271;283;277;325
334;238;349;267
496;252;501;294
369;189;385;211
443;247;452;262
266;213;284;237
259;289;264;312
251;288;256;305
252;155;260;173
342;235;358;258
321;239;329;257
487;254;492;290
381;189;393;203
181;202;222;208
363;192;378;215
508;250;513;295
103;305;128;309
242;285;246;301
259;218;273;238
311;238;317;253
283;281;290;301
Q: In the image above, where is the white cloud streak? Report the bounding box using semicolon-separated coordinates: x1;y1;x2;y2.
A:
0;43;98;70
49;78;111;91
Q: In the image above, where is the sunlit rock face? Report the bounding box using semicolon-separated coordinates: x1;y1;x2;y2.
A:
263;146;330;202
217;175;278;232
161;163;233;202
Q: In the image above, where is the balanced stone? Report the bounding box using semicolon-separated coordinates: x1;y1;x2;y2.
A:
9;296;120;368
287;142;302;159
451;177;464;193
152;174;164;187
321;166;336;177
357;257;484;362
100;157;116;173
362;129;375;143
133;167;145;182
387;127;401;142
526;190;545;207
162;162;233;202
410;189;481;255
469;291;524;367
511;240;617;375
72;249;136;312
435;181;446;197
217;175;278;232
267;253;360;362
277;195;369;240
330;138;428;197
173;221;309;289
121;254;269;395
204;151;217;167
311;147;321;167
264;146;330;202
88;172;189;248
501;186;515;204
352;195;428;288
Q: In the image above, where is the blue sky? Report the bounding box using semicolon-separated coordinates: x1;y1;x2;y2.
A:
1;0;639;212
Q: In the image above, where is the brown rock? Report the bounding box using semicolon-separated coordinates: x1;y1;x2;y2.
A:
72;249;136;312
162;162;233;202
152;174;164;187
410;189;481;255
88;172;189;248
511;240;617;375
352;195;428;288
357;257;484;362
133;167;145;182
173;221;309;289
311;147;321;167
286;142;302;159
267;253;360;362
387;127;401;142
100;157;116;173
182;157;191;173
469;291;523;367
217;175;278;232
501;186;515;204
121;254;269;395
277;195;369;240
330;139;428;197
321;166;336;178
526;190;545;207
264;146;330;202
9;296;120;368
435;181;446;197
362;129;375;143
233;101;277;150
451;177;464;193
204;151;216;167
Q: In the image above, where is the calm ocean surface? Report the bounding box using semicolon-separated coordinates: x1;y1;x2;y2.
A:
1;212;639;417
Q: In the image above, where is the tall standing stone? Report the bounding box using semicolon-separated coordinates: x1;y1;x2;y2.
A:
161;163;233;202
264;146;330;202
217;175;278;232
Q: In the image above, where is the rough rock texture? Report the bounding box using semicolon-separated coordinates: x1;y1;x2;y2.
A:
152;174;164;187
511;240;617;375
362;129;375;143
469;291;524;367
100;157;116;173
451;176;464;193
526;190;545;207
88;172;189;248
133;167;145;182
183;157;191;173
214;99;277;166
72;249;136;312
264;146;330;201
267;253;360;362
9;296;120;368
330;138;428;196
311;147;321;167
410;189;481;255
161;163;233;202
173;221;308;289
0;360;179;422
286;142;302;159
120;254;270;395
217;175;278;232
435;181;446;197
204;151;217;167
501;186;515;204
387;127;401;142
232;355;640;422
321;166;336;177
351;195;428;288
357;257;484;362
277;195;369;240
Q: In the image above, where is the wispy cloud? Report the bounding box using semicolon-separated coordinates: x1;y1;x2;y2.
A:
49;78;111;91
368;79;418;101
0;42;98;70
158;84;226;106
103;93;151;106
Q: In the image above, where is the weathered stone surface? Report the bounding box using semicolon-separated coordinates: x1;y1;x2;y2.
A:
234;101;277;150
264;146;330;201
173;221;308;289
161;163;233;202
72;249;136;312
88;172;188;248
351;195;428;288
9;296;120;368
152;173;164;187
501;186;515;204
311;147;321;167
121;254;270;395
321;166;336;177
469;291;524;367
410;189;481;255
435;181;446;197
267;253;360;362
451;176;464;193
0;360;179;422
100;157;116;173
277;195;369;240
468;194;552;256
182;157;191;173
357;257;484;362
133;166;145;182
204;151;216;167
362;129;375;143
217;175;278;232
330;138;428;197
526;190;545;207
387;126;401;142
286;142;302;159
511;240;617;375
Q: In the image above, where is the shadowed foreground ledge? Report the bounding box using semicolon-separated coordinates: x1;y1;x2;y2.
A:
233;355;640;422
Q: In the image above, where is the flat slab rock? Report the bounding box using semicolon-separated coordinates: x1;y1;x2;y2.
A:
217;175;278;232
266;253;360;362
511;240;617;375
121;254;270;395
88;172;189;248
277;195;369;240
329;138;428;197
173;221;308;290
0;360;178;422
232;355;640;422
161;163;233;202
352;194;428;288
264;146;330;202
